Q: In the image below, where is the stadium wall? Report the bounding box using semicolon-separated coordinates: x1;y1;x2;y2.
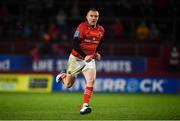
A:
0;55;147;73
0;55;180;94
53;76;180;94
0;74;53;92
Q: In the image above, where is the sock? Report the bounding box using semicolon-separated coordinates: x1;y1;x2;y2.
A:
83;86;93;104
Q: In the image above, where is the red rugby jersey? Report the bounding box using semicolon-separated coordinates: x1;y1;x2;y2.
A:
71;21;104;59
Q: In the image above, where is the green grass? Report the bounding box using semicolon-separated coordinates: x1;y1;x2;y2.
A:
0;92;180;120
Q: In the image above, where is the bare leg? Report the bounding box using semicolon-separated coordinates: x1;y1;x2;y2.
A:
82;68;96;103
83;69;96;87
56;72;76;88
63;74;76;88
80;68;96;114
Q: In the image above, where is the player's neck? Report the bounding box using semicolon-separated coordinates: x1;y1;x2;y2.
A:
88;23;96;28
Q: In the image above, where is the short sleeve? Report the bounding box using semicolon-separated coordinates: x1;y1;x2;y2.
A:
73;24;84;40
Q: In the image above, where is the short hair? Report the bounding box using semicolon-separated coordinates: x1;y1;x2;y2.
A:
87;8;99;15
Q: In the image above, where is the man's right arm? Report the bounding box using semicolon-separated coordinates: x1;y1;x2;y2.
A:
73;37;94;62
73;37;87;58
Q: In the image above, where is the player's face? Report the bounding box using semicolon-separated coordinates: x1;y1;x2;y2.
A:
86;10;99;26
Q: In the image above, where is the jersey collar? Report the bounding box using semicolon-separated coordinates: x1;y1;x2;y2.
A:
87;21;97;28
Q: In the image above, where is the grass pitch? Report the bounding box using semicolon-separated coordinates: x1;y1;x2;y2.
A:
0;92;180;120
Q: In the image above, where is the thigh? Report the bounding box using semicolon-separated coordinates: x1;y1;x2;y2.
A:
82;59;96;72
82;60;96;82
83;68;96;82
67;54;85;76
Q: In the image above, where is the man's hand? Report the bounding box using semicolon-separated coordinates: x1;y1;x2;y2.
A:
84;53;101;62
95;52;101;60
84;55;94;62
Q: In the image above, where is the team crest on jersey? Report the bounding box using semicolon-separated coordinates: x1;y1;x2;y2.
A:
74;30;79;37
98;32;102;37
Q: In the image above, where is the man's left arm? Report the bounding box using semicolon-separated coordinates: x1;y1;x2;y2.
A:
95;40;102;60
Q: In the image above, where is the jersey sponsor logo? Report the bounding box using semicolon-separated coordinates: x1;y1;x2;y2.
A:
74;30;79;37
84;39;99;43
87;31;102;38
